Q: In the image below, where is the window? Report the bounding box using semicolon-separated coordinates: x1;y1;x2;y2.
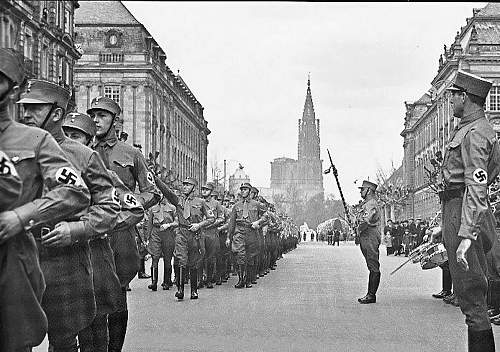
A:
489;86;500;111
64;9;71;34
24;32;33;60
104;86;120;103
40;46;48;79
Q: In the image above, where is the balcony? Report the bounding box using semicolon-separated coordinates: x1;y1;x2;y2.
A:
99;52;124;63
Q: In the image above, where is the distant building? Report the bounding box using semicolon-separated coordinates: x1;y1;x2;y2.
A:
270;77;324;207
390;3;500;221
0;0;81;107
228;164;251;196
73;0;210;184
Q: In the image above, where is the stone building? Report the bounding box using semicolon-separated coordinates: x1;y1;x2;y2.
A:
270;77;324;205
0;0;81;92
228;164;251;196
393;3;500;221
73;0;210;184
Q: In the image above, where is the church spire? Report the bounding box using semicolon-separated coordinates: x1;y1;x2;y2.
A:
302;74;315;122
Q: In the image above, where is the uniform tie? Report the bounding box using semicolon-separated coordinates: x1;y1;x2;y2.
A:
183;197;191;219
242;200;249;218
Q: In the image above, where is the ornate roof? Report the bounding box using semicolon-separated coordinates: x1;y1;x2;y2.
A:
75;1;140;25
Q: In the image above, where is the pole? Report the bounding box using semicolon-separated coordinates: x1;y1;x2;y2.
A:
224;159;227;192
326;149;353;229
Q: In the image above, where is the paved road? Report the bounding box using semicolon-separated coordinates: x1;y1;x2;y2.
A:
35;241;500;351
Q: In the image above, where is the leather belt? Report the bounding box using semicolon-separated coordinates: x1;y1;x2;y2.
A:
439;187;465;202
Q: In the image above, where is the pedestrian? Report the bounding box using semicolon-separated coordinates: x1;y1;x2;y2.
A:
88;96;159;351
384;220;393;255
0;49;91;352
356;180;381;304
440;70;499;351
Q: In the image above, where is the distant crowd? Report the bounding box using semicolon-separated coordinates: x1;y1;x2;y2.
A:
382;218;430;256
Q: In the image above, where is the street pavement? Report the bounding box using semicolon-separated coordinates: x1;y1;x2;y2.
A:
34;241;500;351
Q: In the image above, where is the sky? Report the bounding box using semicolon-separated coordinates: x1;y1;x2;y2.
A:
124;1;486;204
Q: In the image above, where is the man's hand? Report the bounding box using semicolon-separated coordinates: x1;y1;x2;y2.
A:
456;238;472;272
189;223;201;232
0;211;23;244
429;226;442;243
251;221;260;229
42;222;73;247
225;238;230;248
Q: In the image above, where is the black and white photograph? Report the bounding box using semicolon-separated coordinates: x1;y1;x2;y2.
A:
1;1;500;351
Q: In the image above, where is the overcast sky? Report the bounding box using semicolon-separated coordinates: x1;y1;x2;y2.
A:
124;2;486;204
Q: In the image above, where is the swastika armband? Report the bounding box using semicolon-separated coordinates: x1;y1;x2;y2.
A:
55;167;83;186
0;152;18;177
473;168;488;184
111;188;120;205
124;193;140;208
146;172;156;186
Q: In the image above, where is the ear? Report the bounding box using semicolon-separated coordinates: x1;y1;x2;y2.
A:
52;107;64;122
8;85;21;101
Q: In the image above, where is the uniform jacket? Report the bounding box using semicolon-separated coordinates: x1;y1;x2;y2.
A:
357;197;380;236
227;198;267;240
0;150;21;210
442;112;500;244
93;129;160;209
0;119;90;350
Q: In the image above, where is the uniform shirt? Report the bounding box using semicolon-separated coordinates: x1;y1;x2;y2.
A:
203;198;225;230
0;119;90;231
150;200;177;226
357;197;380;235
0;150;22;211
107;169;144;231
441;111;500;240
177;194;214;229
227;198;267;239
56;133;120;243
94;130;160;210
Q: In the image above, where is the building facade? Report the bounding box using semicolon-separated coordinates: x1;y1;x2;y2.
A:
270;77;324;205
393;3;500;221
228;164;251;196
73;0;210;184
0;0;81;94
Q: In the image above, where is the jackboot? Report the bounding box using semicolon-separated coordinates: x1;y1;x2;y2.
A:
468;328;495;352
138;258;150;279
246;265;253;288
235;265;245;288
206;262;214;289
358;272;378;304
147;266;158;291
190;268;199;299
175;266;184;300
162;261;173;290
108;310;128;352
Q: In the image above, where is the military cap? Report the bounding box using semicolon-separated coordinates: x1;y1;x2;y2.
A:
17;79;71;109
251;187;259;194
212;189;219;196
445;70;492;99
358;180;378;191
182;177;198;187
240;182;252;190
87;96;121;116
201;182;214;191
0;48;25;86
63;112;96;137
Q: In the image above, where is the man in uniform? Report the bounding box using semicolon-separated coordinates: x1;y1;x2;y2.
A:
61;112;126;352
146;196;178;291
0;49;91;352
228;183;267;288
88;96;159;351
0;151;21;209
356;180;381;304
200;182;225;288
172;177;215;299
439;70;499;351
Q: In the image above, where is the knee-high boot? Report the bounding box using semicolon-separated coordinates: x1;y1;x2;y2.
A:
190;268;199;299
235;264;245;288
246;265;253;288
175;266;184;300
148;265;158;291
468;328;495;352
108;310;128;352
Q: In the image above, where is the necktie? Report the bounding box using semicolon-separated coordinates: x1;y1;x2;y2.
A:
183;197;190;219
242;201;249;218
